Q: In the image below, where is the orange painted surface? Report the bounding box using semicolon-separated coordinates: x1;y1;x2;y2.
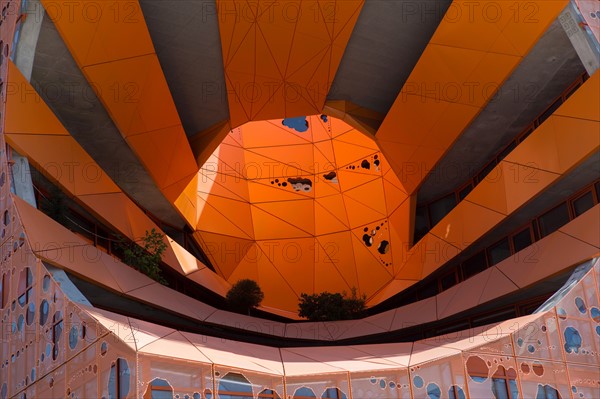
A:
370;71;600;306
5;62;230;297
376;0;569;195
216;0;364;127
194;115;410;310
41;0;198;203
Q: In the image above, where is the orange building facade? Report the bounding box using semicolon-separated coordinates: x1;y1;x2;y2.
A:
0;0;599;398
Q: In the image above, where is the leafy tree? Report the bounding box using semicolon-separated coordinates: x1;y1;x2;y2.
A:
226;279;264;314
298;288;366;321
118;228;168;285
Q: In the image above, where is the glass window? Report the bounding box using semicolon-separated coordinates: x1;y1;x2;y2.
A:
509;380;519;399
322;388;346;399
293;387;316;398
538;98;562;125
538;203;570;237
108;358;131;399
512;228;533;253
535;385;560;399
519;125;535;143
0;272;8;309
477;160;498;183
458;183;473;201
572;191;594;217
258;389;280;399
461;251;487;279
414;206;430;243
144;379;173;399
17;267;32;307
218;373;253;399
417;280;438;299
440;271;458;291
429;194;457;226
487;238;511;266
51;311;63;361
492;378;510;399
448;386;466;399
498;141;517;161
595;182;600;204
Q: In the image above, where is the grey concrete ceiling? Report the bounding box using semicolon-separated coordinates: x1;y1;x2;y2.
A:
139;0;229;138
328;0;452;114
443;152;600;267
418;20;586;204
29;15;186;226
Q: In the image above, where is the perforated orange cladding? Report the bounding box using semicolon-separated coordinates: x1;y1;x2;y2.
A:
216;0;364;128
194;115;410;310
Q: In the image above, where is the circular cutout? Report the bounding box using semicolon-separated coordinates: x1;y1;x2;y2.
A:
68;326;78;350
413;375;424;389
532;362;544;377
590;307;600;323
466;355;489;382
100;342;108;356
426;383;441;399
448;386;466;399
26;303;35;325
42;275;51;292
564;327;582;354
39;300;49;326
575;297;587;314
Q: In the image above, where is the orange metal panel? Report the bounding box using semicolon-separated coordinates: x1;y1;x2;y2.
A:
216;0;364;126
558;205;600;248
505;116;600;175
247;179;311;202
498;232;599;289
389;297;437;332
198;231;253;279
41;0;154;67
42;1;199;216
6;134;120;196
257;238;316;296
376;0;568;194
250;205;312;239
255;247;301;310
313;201;348;235
366;279;417;307
313;242;355;295
343;179;388;216
5;64;69;135
254;200;315;236
315;232;360;291
429;200;505;251
351;234;393;298
337;169;380;192
467;161;560;215
554;71;600;121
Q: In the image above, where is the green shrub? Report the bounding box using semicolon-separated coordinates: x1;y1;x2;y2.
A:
226;279;264;313
118;228;167;285
298;288;366;321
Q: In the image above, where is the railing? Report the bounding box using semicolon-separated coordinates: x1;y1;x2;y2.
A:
414;72;590;243
373;178;600;312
